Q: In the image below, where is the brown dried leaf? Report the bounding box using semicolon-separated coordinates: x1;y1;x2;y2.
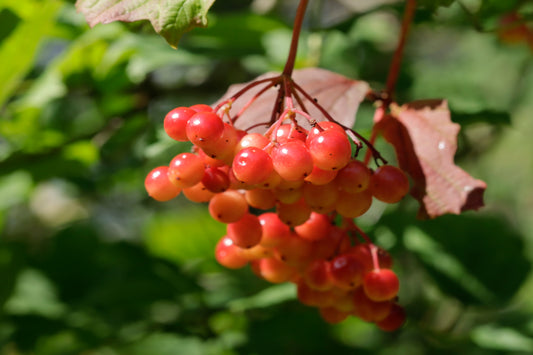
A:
377;99;486;219
214;68;370;132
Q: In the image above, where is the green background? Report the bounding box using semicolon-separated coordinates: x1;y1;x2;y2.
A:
1;0;533;354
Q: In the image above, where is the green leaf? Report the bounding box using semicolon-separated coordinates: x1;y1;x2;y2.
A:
228;283;296;312
471;324;533;352
417;0;455;11
452;110;512;126
75;0;216;48
0;0;62;108
385;213;531;305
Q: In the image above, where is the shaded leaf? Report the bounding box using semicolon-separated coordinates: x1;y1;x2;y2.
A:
377;100;487;218
383;212;531;305
471;324;533;352
228;283;295;312
75;0;215;47
452;109;511;126
215;68;370;132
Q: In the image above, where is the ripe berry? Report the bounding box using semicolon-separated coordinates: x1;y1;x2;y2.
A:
303;259;333;291
232;147;274;185
335;189;373;218
215;236;248;269
144;166;181;201
227;213;262;249
189;104;213;113
235;133;270;153
252;257;296;283
201;167;230;193
336;160;372;193
164;107;196;141
274;124;307;143
319;307;349;324
363;269;400;302
168;153;205;188
258;212;291;248
306;121;345;142
208;190;248;223
370;165;409;203
186;112;224;146
271;140;314;181
329;253;365;290
182;181;215;203
307;130;352;171
294;212;332;241
376;303;406;331
245;189;277;210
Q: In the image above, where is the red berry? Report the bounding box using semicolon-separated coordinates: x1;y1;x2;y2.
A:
370;165;409;203
335;160;372;193
376;303;406;331
144;166;181;201
227;213;263;249
201;167;230;193
294;212;332;241
329;253;365;290
307;130;352;171
164;107;196;141
189;104;213;113
252;257;296;283
168;153;205;188
186;112;224;146
215;236;248;269
208;190;248;223
352;287;392;322
363;269;400;302
258;212;291;248
232;147;274;185
271;140;314;181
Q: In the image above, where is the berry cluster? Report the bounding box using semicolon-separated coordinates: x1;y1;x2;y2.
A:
145;102;409;331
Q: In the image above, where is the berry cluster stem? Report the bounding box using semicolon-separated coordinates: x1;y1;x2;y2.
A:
282;0;309;77
364;0;416;165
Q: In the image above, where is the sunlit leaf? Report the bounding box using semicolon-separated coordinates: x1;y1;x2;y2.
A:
215;68;370;132
75;0;216;47
378;100;487;218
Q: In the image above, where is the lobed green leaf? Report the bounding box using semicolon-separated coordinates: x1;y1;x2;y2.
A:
75;0;216;47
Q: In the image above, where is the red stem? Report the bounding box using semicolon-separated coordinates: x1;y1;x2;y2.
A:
214;76;278;113
364;0;416;165
282;0;309;77
385;0;416;98
233;81;277;124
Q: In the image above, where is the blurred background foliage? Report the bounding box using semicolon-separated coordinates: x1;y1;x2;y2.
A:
1;0;533;354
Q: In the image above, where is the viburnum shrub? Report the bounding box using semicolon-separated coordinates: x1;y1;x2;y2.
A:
79;0;490;332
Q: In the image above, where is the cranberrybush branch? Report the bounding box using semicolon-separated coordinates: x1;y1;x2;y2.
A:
364;0;416;165
282;0;309;77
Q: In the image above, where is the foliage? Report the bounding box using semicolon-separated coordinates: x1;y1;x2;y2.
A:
1;0;533;354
